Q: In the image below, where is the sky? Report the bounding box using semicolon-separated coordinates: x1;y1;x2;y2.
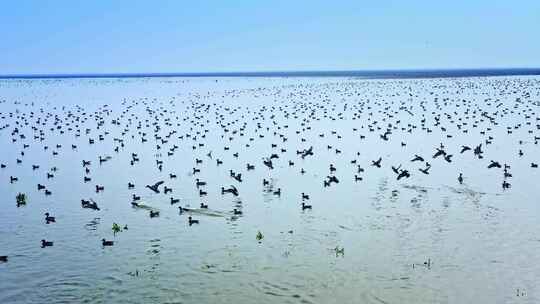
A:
1;0;539;74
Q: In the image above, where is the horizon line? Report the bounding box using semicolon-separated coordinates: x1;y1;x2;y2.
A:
1;67;540;80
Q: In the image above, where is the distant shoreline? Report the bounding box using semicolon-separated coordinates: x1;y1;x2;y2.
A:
1;68;540;80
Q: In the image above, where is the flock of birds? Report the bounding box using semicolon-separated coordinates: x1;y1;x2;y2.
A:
1;76;540;263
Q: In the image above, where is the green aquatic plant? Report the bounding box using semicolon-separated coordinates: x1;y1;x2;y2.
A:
334;246;345;256
112;223;122;234
16;193;27;205
256;231;264;242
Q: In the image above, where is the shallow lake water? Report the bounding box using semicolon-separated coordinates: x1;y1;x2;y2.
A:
1;76;539;303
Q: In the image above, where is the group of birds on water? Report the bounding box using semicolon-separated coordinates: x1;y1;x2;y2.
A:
1;76;540;263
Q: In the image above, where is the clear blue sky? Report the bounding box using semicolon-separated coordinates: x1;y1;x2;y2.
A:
1;0;539;74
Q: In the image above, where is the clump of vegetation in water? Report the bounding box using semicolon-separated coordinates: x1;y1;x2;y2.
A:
334;246;345;256
256;231;264;243
16;193;27;206
112;223;123;235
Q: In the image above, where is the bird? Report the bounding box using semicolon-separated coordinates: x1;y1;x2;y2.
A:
371;157;382;168
397;170;411;180
45;212;55;223
221;185;239;196
41;240;53;248
81;199;100;210
178;206;194;213
195;178;206;187
418;163;431;174
102;239;114;246
233;209;243;215
411;155;424;162
433;148;446;159
458;173;464;184
301;202;312;210
188;216;199;225
146;181;164;193
301;192;309;200
149;210;160;218
487;161;501;169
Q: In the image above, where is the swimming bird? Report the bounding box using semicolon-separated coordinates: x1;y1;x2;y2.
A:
146;181;164;193
81;199;100;210
41;240;53;248
432;148;446;159
188;216;199;225
102;239;114;246
411;155;424;162
301;202;312;210
396;169;411;180
195;178;206;188
45;212;55;223
460;146;471;153
221;185;238;196
263;158;273;169
487;161;501;169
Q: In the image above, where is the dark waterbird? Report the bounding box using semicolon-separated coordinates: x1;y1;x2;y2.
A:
146;181;165;193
